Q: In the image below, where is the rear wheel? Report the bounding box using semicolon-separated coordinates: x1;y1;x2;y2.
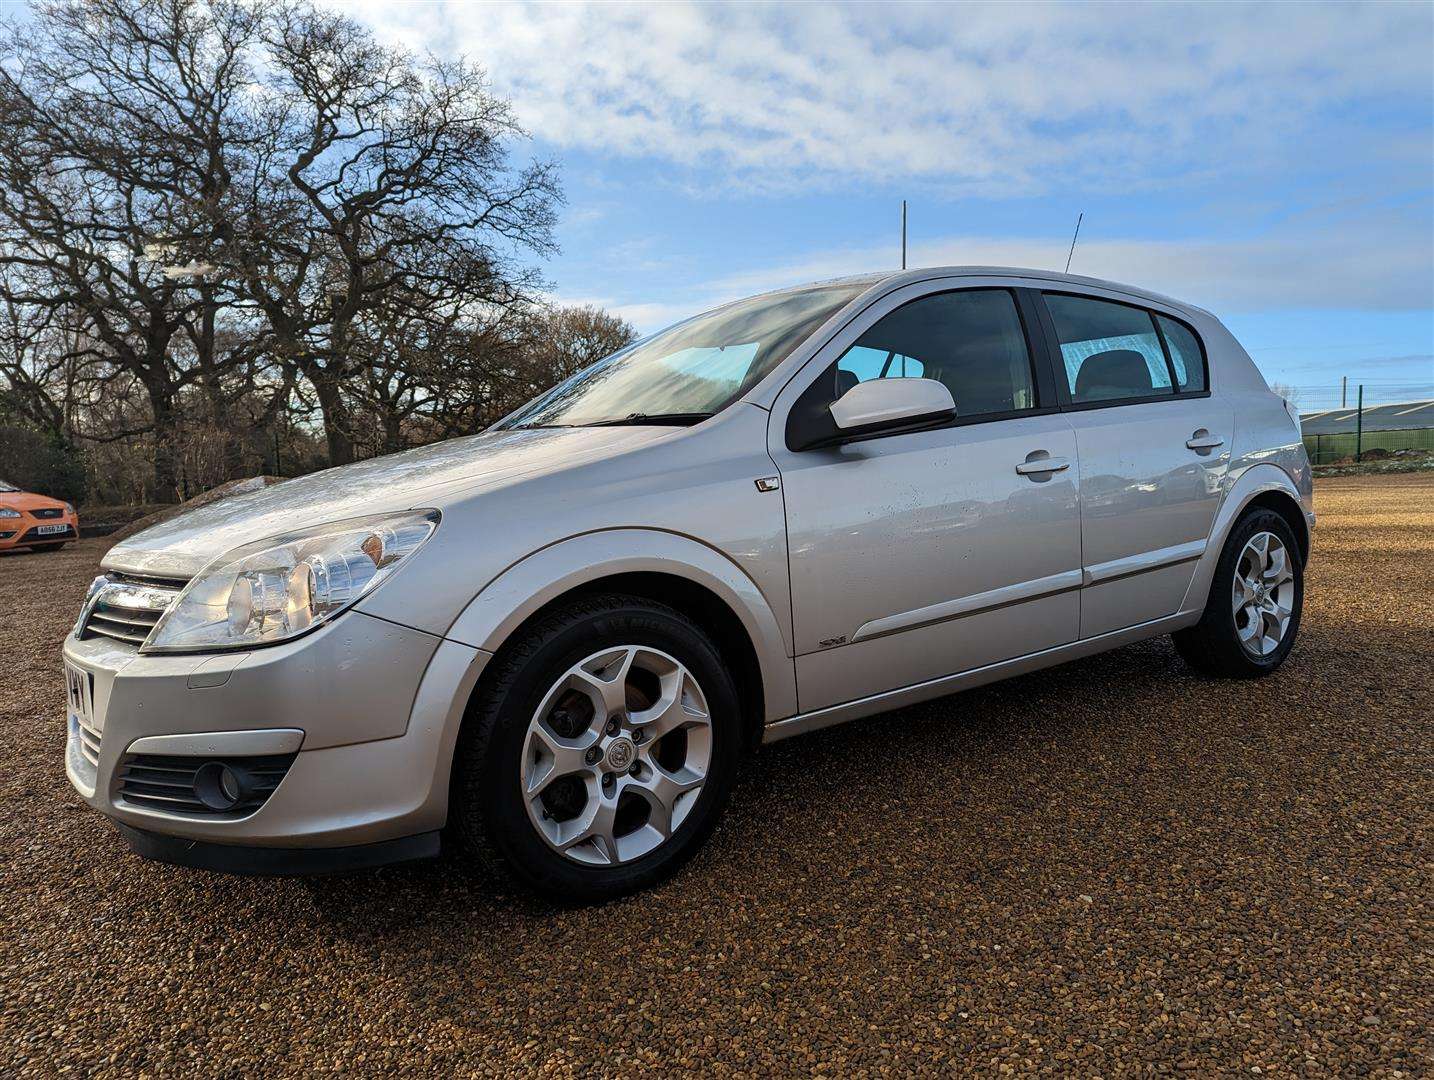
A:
1174;508;1303;678
450;594;741;902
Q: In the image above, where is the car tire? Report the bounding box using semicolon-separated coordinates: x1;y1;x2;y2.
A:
1173;508;1304;678
450;593;742;903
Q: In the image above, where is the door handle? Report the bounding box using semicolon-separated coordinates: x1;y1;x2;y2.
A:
1186;430;1225;452
1015;455;1071;476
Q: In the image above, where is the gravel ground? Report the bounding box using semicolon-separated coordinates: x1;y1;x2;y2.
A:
1;474;1430;1076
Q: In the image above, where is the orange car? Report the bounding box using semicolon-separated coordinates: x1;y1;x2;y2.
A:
0;478;79;553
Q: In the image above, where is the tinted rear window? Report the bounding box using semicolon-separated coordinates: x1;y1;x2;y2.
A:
1044;294;1173;404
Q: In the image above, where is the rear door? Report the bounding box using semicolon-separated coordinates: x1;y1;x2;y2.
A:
1035;291;1232;638
769;283;1083;713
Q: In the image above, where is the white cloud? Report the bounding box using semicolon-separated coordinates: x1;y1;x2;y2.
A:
553;295;687;330
334;0;1432;332
344;0;1432;194
559;208;1434;332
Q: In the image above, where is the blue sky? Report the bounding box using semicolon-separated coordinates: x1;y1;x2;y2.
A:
342;3;1422;403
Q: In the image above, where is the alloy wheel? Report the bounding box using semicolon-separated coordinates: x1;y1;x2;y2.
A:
520;645;712;866
1232;531;1296;658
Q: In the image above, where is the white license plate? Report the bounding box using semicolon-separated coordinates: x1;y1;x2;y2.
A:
65;663;93;726
36;523;67;535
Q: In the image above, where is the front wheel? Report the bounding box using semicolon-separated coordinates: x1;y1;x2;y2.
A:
450;594;741;902
1173;508;1304;678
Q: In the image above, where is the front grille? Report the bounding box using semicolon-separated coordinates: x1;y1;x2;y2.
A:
112;570;188;588
85;600;167;646
77;718;102;767
31;507;64;519
78;574;185;648
67;714;103;789
20;524;75;543
118;753;296;816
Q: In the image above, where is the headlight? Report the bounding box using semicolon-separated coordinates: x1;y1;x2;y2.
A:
64;503;75;515
143;509;439;654
0;507;18;518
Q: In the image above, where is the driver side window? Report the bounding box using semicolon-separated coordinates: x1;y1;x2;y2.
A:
837;346;925;383
832;289;1036;418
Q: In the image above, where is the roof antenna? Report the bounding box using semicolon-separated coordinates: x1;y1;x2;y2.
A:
1064;211;1084;274
900;199;908;270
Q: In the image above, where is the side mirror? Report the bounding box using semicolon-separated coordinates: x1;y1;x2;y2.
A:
829;377;955;433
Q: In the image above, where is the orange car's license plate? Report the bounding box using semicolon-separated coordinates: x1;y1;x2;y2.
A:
36;523;67;535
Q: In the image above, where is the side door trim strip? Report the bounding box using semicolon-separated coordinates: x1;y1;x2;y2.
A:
847;568;1084;646
1082;539;1208;586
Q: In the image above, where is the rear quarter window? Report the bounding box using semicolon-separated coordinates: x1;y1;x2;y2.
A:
1155;315;1207;393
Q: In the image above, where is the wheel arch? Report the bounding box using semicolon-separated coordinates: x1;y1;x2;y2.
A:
444;529;797;741
1181;464;1312;613
489;571;772;753
1241;489;1310;563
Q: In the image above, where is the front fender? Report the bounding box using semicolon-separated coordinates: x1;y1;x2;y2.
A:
1180;462;1314;614
443;529;798;724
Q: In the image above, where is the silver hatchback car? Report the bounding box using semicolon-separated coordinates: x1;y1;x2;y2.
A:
63;267;1312;900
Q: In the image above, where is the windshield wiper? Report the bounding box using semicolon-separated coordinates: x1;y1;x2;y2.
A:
582;412;713;427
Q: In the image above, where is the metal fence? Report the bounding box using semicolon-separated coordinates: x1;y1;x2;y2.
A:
1303;426;1434;465
1277;379;1433;465
1279;381;1431;412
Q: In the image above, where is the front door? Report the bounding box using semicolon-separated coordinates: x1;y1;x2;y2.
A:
770;284;1084;713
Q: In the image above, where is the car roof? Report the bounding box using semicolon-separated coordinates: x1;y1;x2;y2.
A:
895;266;1199;311
758;265;1206;319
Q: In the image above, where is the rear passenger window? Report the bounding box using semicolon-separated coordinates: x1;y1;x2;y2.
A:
1156;315;1206;393
1044;294;1173;404
833;289;1036;419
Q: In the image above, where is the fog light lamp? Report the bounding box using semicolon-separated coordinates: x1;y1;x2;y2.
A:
193;761;252;811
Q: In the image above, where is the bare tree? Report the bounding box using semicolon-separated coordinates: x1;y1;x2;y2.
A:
523;304;637;387
0;0;638;508
0;272;78;441
348;255;479;456
204;2;560;465
0;0;268;498
400;303;636;441
1269;382;1302;407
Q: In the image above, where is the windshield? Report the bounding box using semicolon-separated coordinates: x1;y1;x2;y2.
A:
498;282;869;429
0;479;18;492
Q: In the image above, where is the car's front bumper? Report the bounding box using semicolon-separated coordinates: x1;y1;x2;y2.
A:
113;821;441;875
62;611;489;871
